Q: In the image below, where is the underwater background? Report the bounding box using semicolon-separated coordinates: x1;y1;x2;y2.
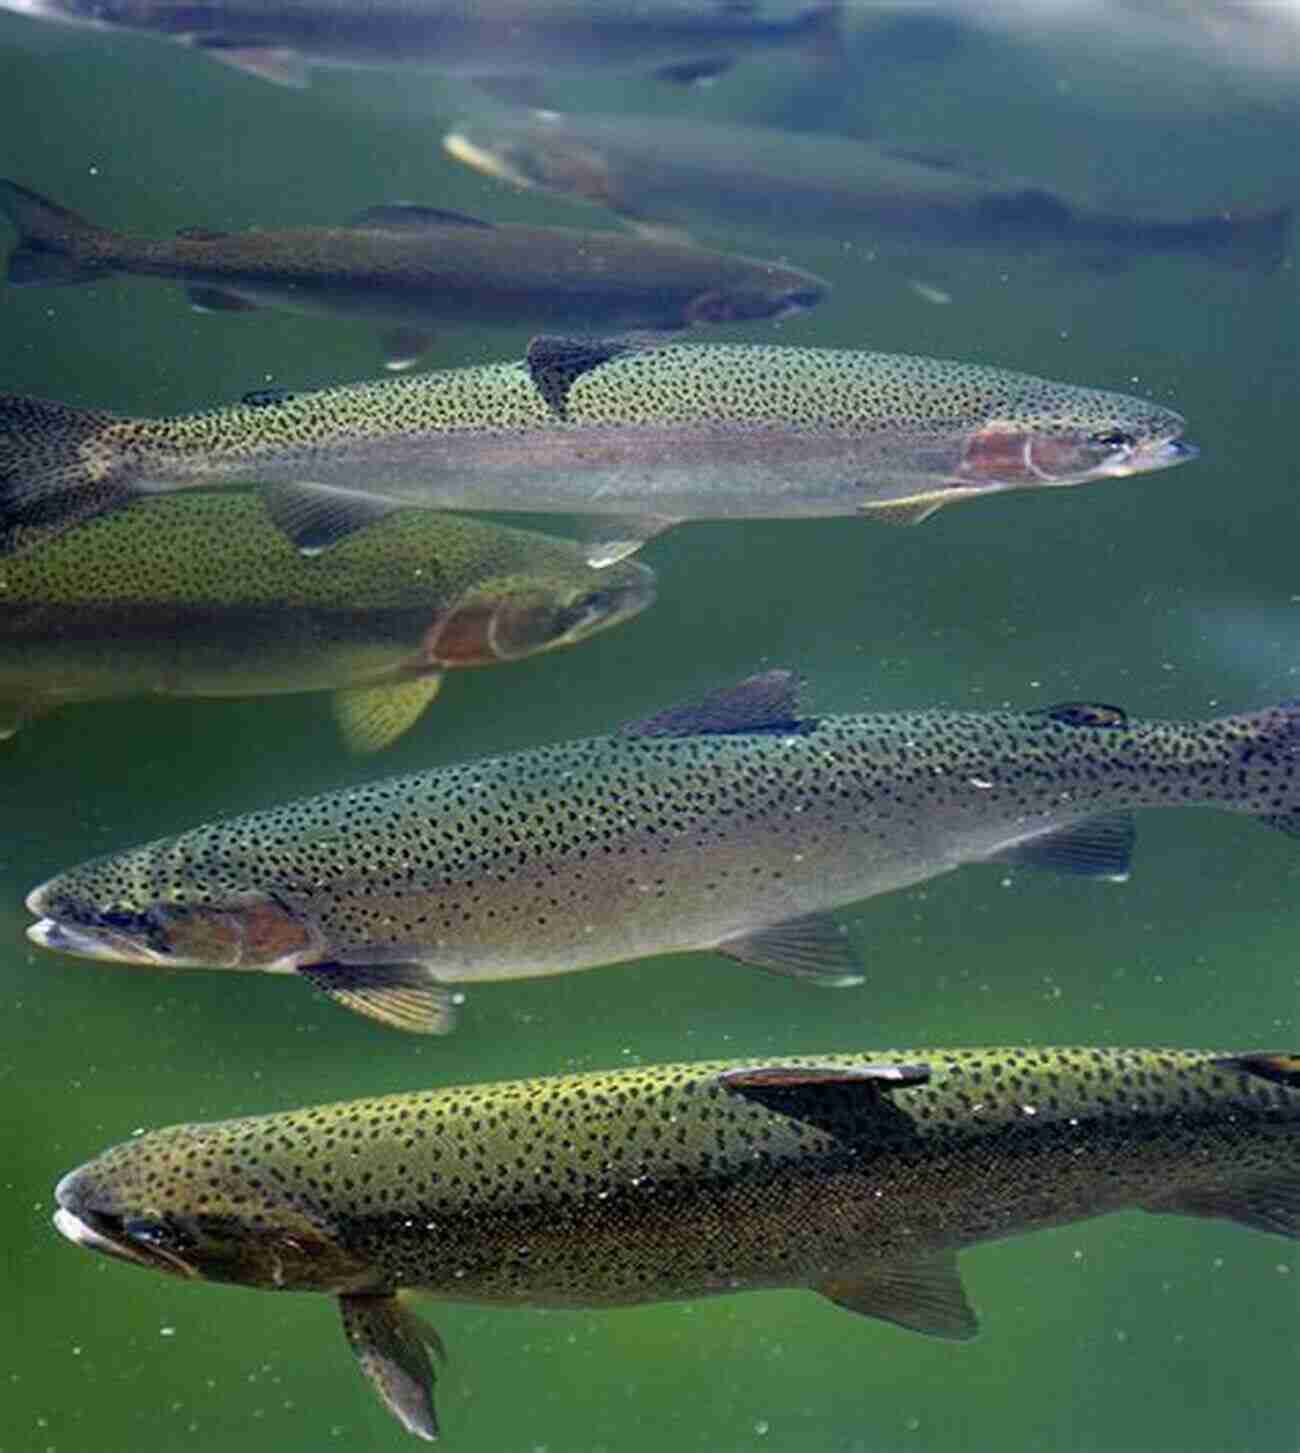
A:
2;5;1298;1450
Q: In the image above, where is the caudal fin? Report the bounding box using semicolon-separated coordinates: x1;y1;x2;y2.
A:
0;395;133;553
0;179;115;286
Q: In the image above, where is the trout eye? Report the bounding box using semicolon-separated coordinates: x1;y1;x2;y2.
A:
1090;429;1137;450
124;1217;172;1247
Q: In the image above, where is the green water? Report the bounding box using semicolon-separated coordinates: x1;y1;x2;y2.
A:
2;9;1299;1452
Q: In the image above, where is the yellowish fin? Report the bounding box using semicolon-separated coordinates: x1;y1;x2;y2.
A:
332;675;443;753
339;1291;445;1442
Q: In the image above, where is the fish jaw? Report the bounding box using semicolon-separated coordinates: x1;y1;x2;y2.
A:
26;881;319;973
54;1171;198;1279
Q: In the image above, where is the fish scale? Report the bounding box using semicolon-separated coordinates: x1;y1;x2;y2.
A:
52;1046;1300;1439
25;673;1300;1033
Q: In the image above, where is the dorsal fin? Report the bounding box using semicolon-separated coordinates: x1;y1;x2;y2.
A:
718;1062;930;1092
526;334;642;419
1036;701;1128;728
619;670;811;739
241;387;296;408
1212;1053;1300;1088
261;482;405;555
349;203;495;231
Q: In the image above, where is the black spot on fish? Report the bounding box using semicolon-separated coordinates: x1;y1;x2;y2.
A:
1037;702;1128;729
241;388;296;408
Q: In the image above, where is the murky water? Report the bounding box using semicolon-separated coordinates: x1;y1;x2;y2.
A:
2;6;1298;1451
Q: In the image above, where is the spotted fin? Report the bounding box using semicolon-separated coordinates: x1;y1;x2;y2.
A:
986;812;1135;881
187;284;260;313
351;203;494;231
858;493;953;526
716;910;863;985
339;1292;445;1442
620;669;810;739
526;334;643;418
260;481;405;555
818;1252;979;1341
297;961;458;1034
196;42;310;87
333;675;444;754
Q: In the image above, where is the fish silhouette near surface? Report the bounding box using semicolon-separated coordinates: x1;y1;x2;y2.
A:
0;483;654;751
0;334;1195;562
52;1046;1300;1439
444;109;1293;275
26;671;1300;1033
0;0;842;89
0;181;828;370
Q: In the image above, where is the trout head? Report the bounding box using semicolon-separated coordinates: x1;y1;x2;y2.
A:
27;858;321;974
426;555;656;666
54;1124;374;1293
958;386;1196;493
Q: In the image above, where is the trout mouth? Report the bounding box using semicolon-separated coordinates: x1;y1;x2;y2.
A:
27;913;172;965
53;1188;198;1279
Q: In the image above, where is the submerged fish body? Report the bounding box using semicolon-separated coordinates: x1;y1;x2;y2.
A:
52;1046;1300;1438
0;182;827;369
444;110;1293;274
0;484;654;749
25;671;1300;1032
0;0;841;86
0;334;1194;560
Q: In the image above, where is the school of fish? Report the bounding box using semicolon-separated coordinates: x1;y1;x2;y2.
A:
0;0;1294;1445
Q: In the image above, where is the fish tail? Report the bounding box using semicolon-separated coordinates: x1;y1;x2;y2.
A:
0;178;117;286
0;394;133;553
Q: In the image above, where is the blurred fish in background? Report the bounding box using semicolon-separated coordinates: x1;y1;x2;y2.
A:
0;181;826;369
445;108;1292;276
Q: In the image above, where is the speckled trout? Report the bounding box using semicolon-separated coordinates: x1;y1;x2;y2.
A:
0;334;1195;562
0;181;826;371
51;1047;1300;1440
0;482;654;750
26;671;1300;1034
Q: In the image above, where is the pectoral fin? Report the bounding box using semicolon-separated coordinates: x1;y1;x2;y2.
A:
186;284;260;313
333;675;444;753
987;812;1134;881
297;961;459;1034
819;1252;979;1341
577;512;677;567
716;910;863;985
197;42;310;87
858;493;955;526
339;1292;445;1442
380;327;437;372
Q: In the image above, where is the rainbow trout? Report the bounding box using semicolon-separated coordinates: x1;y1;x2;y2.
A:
0;181;827;371
0;482;653;750
0;0;841;88
25;671;1300;1033
445;109;1293;274
51;1046;1300;1440
0;334;1195;562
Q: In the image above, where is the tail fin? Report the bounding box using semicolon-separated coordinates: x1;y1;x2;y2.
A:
0;179;115;286
0;395;132;553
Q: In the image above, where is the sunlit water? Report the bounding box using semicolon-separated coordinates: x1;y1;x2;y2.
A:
2;6;1298;1451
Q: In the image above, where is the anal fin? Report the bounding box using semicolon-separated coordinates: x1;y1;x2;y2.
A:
858;492;955;526
339;1292;445;1442
333;675;444;753
186;284;260;313
716;910;862;985
297;960;459;1034
380;327;436;372
987;812;1134;881
578;512;678;567
819;1251;979;1341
